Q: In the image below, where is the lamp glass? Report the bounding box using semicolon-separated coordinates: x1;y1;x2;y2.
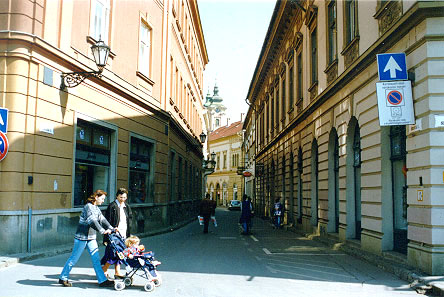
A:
199;132;206;143
211;152;216;161
91;40;110;71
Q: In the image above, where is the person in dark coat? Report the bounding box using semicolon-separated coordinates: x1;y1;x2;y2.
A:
239;194;253;235
199;193;216;234
101;188;132;278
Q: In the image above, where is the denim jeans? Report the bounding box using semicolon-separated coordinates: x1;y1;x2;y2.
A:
60;238;107;283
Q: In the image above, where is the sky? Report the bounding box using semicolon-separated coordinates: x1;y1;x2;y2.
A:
198;0;276;123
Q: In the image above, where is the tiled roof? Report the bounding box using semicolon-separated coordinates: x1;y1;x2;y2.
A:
208;121;243;141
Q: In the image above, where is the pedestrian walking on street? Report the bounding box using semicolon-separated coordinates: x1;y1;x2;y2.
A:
273;198;284;229
58;189;115;288
199;193;216;234
239;194;253;235
101;187;132;279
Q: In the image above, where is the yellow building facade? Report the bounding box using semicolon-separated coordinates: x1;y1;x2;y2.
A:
0;0;208;254
207;121;244;206
245;0;444;275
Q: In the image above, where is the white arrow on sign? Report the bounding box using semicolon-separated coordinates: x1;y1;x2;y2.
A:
0;114;4;126
383;56;402;78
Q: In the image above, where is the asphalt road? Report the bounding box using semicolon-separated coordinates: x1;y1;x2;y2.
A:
0;208;423;297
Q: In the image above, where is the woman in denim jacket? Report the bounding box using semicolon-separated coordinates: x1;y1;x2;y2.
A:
58;189;115;287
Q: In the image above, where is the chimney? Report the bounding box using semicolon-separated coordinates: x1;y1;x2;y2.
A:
241;113;245;122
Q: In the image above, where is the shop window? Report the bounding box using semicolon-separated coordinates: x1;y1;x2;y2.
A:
129;136;154;204
74;119;112;206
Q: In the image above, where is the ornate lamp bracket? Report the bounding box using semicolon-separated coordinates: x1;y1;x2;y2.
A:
60;71;103;89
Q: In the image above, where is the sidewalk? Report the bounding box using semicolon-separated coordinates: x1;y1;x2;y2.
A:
0;217;194;269
269;220;444;297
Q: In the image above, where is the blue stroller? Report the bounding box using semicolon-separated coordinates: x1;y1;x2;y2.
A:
106;232;162;292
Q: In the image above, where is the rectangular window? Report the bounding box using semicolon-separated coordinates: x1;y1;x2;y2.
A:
345;0;357;44
169;151;176;202
275;88;279;127
217;154;220;170
90;0;110;42
270;97;274;130
289;65;294;108
281;76;286;120
223;153;227;169
74;119;113;206
297;52;303;100
139;21;152;77
328;0;337;64
129;136;154;204
311;28;318;84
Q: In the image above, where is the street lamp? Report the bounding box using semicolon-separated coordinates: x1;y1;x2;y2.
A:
202;152;217;197
60;39;111;89
199;132;207;143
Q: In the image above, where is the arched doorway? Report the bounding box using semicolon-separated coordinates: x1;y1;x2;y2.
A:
270;159;276;217
390;125;408;253
223;182;228;206
311;139;319;227
328;128;340;233
297;147;303;224
346;117;361;240
216;183;221;206
289;153;295;225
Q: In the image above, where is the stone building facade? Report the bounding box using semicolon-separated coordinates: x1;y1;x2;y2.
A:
244;0;444;275
0;0;208;254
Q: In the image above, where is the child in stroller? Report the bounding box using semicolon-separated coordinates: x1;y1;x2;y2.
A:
108;233;162;292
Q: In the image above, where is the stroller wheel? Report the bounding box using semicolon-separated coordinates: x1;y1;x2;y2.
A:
123;277;133;286
144;281;155;292
153;277;162;287
114;281;125;291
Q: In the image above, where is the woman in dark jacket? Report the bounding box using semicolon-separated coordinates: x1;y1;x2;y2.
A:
101;188;132;278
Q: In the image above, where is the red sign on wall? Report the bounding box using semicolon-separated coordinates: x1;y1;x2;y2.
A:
0;131;9;162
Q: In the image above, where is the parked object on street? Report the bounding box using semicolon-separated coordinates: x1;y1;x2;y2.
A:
59;190;115;288
228;200;241;211
112;235;162;292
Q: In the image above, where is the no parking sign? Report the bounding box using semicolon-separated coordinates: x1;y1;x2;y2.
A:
376;80;414;126
0;131;8;162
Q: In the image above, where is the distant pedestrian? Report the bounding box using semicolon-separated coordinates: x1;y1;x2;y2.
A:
199;193;216;233
273;198;284;229
240;194;253;235
58;190;115;287
101;187;132;279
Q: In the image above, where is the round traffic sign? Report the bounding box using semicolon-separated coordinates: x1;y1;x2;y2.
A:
387;90;403;105
0;131;9;162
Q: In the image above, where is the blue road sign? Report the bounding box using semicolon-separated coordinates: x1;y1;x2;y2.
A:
377;53;407;81
0;108;8;133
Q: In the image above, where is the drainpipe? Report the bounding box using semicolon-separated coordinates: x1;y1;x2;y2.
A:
27;207;32;253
